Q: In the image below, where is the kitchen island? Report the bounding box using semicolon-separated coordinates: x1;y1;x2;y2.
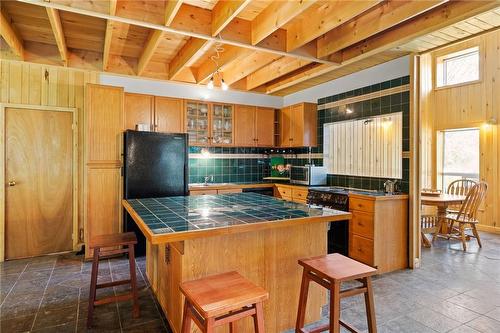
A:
123;192;351;333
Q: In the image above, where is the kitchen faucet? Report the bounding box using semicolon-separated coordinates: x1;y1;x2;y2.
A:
204;175;214;185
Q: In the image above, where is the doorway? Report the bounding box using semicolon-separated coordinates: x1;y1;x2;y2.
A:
1;106;76;260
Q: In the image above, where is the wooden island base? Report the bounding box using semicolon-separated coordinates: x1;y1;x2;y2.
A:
145;222;328;333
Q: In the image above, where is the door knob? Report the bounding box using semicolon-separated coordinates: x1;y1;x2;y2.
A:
8;180;16;187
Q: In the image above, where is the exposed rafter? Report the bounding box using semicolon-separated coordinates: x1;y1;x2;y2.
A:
169;37;213;80
212;0;252;36
317;0;446;59
266;63;334;94
195;45;252;83
285;0;382;52
18;0;334;65
102;0;117;71
0;8;24;59
246;57;312;90
222;51;281;85
165;0;183;26
46;7;68;65
251;0;317;45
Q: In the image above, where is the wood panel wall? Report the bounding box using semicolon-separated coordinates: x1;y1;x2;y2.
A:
420;29;500;232
0;59;99;244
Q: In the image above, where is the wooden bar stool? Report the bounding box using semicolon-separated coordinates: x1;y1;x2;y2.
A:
180;271;269;333
296;254;377;333
87;232;140;328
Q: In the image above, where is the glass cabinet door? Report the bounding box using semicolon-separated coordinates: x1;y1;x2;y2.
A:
211;104;233;145
186;101;209;145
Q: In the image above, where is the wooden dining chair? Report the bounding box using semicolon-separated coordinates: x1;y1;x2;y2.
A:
446;179;477;212
433;181;488;251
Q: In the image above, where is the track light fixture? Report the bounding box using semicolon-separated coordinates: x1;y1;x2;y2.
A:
207;35;229;91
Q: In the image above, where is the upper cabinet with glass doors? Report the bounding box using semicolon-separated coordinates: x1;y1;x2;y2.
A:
186;101;234;146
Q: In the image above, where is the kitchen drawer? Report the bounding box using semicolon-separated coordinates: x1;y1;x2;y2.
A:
349;234;374;266
190;189;217;196
292;188;308;202
217;189;242;194
349;197;375;213
274;186;291;198
351;211;374;239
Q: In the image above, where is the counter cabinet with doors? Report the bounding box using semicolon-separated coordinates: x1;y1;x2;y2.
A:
234;105;275;147
186;100;234;146
124;93;184;133
348;194;408;274
274;184;309;204
280;102;317;148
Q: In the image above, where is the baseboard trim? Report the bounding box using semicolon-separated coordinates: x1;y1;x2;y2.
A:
476;224;500;234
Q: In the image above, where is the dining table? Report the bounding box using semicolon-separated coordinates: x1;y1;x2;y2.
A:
421;193;467;247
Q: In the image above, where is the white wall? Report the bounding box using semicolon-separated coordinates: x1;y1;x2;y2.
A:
99;56;409;108
99;74;283;108
283;56;410;106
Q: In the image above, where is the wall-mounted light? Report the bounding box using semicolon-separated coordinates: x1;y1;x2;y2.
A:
482;117;497;130
201;148;211;158
382;117;393;129
346;108;353;114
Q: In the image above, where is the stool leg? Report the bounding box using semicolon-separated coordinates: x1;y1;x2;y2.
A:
87;248;100;328
253;302;265;333
128;244;140;318
363;277;377;333
295;269;310;332
329;281;341;333
181;301;192;333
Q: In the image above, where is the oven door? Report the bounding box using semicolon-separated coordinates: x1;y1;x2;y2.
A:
290;167;309;185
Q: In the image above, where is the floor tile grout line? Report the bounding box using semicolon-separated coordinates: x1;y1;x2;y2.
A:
75;287;81;333
29;259;57;331
0;262;29;308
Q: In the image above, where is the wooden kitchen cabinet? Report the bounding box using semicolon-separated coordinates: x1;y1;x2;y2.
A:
85;84;124;259
274;184;308;203
234;105;275;147
348;194;408;274
280;102;317;147
124;93;184;133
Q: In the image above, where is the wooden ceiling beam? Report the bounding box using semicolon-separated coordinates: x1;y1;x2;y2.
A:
246;57;312;90
285;0;382;52
195;45;252;83
102;0;117;71
0;9;24;59
46;8;68;65
165;0;184;26
317;0;446;59
222;51;281;85
265;63;335;94
138;1;183;75
169;37;213;80
19;0;334;65
340;0;500;62
212;0;252;36
251;0;317;45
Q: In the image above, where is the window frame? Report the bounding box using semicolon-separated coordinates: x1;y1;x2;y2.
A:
437;127;480;192
434;45;482;90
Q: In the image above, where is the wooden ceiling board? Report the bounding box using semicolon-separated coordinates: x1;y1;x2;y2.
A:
49;0;110;14
60;11;106;52
2;1;56;45
238;0;273;21
150;32;189;63
116;0;165;25
182;0;217;10
109;22;150;58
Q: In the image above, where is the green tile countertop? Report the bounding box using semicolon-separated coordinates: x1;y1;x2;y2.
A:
123;192;351;244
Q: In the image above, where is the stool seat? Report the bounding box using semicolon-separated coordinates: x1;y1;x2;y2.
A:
89;232;137;249
299;253;376;282
181;271;268;318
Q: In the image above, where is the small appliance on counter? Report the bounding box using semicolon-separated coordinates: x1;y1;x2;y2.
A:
383;179;399;194
290;165;327;186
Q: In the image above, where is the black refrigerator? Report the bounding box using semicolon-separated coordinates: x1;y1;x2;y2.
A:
123;130;189;256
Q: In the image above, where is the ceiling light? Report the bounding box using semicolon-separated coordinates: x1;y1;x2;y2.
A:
221;79;228;91
207;77;214;90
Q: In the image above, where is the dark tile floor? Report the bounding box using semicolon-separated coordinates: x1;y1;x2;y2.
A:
1;232;499;333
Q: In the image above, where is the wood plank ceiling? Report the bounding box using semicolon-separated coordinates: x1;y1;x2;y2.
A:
1;0;499;96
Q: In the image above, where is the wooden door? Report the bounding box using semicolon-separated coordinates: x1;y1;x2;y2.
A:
280;106;292;147
5;108;73;259
255;107;275;147
124;93;154;131
154;97;185;133
291;104;304;147
234;104;255;146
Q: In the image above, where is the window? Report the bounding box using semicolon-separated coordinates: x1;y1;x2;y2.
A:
436;47;479;88
440;128;479;191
